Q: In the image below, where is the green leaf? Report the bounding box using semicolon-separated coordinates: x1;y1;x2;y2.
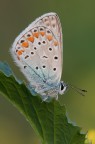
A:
0;61;86;144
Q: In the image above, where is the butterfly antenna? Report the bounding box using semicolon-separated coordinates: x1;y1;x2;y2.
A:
67;83;87;96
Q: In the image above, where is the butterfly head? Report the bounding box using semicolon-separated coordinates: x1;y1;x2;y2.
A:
59;81;68;95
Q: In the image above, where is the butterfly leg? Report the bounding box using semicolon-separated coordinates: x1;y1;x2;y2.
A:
55;95;58;100
41;95;49;102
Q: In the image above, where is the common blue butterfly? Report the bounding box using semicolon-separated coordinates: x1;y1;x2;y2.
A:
11;12;87;101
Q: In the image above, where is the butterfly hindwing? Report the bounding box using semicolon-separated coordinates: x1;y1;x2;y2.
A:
11;13;63;94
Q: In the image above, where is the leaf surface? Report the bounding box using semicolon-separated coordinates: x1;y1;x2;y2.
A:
0;62;86;144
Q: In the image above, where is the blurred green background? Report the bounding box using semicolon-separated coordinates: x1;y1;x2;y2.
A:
0;0;95;143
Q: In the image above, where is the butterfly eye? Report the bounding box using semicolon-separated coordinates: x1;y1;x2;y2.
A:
59;82;67;95
60;83;64;90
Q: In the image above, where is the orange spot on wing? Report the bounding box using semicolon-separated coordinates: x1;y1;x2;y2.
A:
54;41;58;46
27;36;34;42
40;31;45;36
47;35;53;41
33;32;39;38
17;50;24;56
17;50;23;55
21;41;29;48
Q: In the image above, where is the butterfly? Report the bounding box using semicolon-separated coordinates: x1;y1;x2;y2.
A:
11;12;87;101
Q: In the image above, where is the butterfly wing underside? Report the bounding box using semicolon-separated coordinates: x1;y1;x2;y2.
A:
11;12;63;95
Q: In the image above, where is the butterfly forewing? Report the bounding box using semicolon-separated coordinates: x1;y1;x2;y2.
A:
11;13;63;93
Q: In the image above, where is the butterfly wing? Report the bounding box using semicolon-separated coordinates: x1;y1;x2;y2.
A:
11;12;63;95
